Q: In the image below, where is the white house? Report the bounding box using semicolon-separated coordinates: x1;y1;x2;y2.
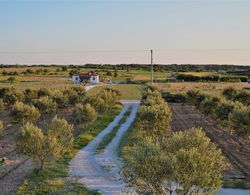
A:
72;72;99;84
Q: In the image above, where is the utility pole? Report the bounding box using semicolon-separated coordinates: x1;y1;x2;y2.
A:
151;49;154;84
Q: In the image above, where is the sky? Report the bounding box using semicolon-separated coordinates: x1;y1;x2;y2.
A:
0;0;250;65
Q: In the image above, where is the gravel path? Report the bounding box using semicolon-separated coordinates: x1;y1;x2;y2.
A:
69;100;139;195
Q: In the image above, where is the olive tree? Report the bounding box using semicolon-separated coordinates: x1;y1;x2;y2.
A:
16;122;48;170
214;100;235;121
63;89;79;105
72;103;97;125
229;106;250;136
92;88;120;112
17;116;74;171
11;101;40;123
2;87;24;105
47;116;74;155
123;142;175;194
163;128;224;194
137;104;171;143
51;90;68;108
124;128;224;194
32;96;57;114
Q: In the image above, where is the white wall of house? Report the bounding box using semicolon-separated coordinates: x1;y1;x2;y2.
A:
72;75;80;83
90;75;99;84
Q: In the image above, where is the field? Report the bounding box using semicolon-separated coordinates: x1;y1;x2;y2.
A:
0;65;249;194
154;82;249;94
170;103;250;187
87;84;142;100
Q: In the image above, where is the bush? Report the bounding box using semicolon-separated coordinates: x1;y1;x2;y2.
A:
32;96;57;114
2;87;24;105
38;88;51;98
222;87;237;100
17;117;74;171
47;116;74;155
11;102;40;123
229;107;250;136
137;104;171;142
214;100;235;121
51;90;68;108
186;90;208;108
63;89;79;105
234;91;250;106
71;86;86;96
92;88;120;112
24;89;38;102
72;103;97;125
136;87;172;143
222;87;250;106
8;76;18;83
200;96;220;115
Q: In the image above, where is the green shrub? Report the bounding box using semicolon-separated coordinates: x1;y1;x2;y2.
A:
17;116;74;171
11;102;40;123
234;91;250;106
222;87;237;100
2;87;24;105
222;87;250;106
51;90;68;108
47;116;74;155
186;90;208;108
32;96;57;114
78;133;94;145
7;76;18;83
38;88;51;98
72;103;97;125
214;100;235;121
71;86;86;96
229;107;250;136
92;88;120;112
63;89;79;105
200;96;220;115
24;89;38;102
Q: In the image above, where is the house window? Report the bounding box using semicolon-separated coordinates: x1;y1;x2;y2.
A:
92;77;95;80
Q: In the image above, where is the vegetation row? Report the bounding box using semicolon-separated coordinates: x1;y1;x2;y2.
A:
187;88;250;136
120;86;224;194
0;85;121;194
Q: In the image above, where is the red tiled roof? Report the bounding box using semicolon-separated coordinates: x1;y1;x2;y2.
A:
73;72;99;79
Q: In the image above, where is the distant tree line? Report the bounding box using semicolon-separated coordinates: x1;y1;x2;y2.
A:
176;74;248;82
1;64;249;75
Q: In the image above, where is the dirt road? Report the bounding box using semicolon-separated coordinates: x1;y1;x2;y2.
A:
69;100;139;195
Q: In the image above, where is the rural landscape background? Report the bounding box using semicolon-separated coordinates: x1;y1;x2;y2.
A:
0;0;250;195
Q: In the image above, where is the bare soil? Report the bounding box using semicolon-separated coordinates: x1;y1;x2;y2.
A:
169;103;250;181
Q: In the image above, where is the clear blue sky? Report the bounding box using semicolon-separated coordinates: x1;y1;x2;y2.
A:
0;0;250;65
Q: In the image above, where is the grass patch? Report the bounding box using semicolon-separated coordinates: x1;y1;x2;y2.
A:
87;84;142;100
96;106;132;153
17;107;121;195
223;180;250;189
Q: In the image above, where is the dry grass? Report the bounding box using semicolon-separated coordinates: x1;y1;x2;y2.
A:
87;84;142;100
153;82;249;95
0;75;74;89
